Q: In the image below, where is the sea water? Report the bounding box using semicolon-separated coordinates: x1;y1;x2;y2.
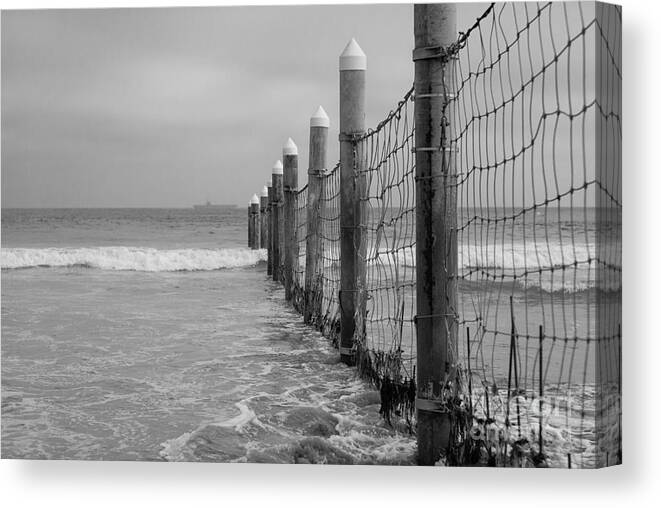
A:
1;208;416;464
1;207;620;466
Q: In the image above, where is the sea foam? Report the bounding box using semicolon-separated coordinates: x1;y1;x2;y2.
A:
367;241;619;293
1;246;266;272
370;241;600;271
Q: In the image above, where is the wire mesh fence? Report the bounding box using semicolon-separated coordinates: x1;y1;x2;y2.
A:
315;163;342;343
266;1;620;468
353;87;418;429
444;1;621;468
292;184;308;313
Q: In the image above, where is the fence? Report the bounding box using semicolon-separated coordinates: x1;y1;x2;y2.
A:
293;183;308;314
354;88;418;431
314;163;342;342
247;1;621;469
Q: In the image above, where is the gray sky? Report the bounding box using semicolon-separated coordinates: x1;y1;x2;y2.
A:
1;2;604;208
1;3;420;207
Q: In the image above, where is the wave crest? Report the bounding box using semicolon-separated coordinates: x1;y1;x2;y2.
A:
367;241;620;294
1;246;266;272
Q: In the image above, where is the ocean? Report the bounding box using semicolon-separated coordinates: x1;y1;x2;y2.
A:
1;206;620;466
1;208;416;464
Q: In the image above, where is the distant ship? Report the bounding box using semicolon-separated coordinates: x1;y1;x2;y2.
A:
192;201;236;211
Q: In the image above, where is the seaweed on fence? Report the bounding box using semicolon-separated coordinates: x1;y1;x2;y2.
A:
354;342;416;433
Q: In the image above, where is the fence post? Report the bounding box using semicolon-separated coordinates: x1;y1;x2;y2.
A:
272;160;284;282
247;204;252;248
249;193;260;250
260;186;268;251
339;38;366;365
267;182;274;275
283;138;299;301
413;3;458;465
305;106;329;324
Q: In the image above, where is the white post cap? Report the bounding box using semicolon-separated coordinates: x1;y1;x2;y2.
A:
340;38;366;71
272;160;283;174
260;186;268;197
310;105;330;128
283;137;298;156
250;193;259;205
266;180;272;188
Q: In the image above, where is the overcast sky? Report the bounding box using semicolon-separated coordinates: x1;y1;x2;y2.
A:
1;3;416;207
1;2;605;208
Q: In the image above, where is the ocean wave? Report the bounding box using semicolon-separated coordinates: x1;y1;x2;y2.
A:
0;246;266;272
459;241;601;271
368;241;601;271
365;241;620;294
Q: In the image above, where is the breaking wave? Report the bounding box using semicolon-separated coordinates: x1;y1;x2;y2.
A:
369;241;599;271
1;246;266;272
367;241;620;294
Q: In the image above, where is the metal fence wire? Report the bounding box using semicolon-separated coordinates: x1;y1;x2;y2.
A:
292;184;308;313
352;88;418;431
315;163;342;343
442;1;620;468
283;1;620;468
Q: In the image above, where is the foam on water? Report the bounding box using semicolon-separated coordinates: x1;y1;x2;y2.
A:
366;241;620;293
159;401;260;462
213;401;257;430
159;377;418;465
2;208;615;466
371;241;597;271
1;246;266;271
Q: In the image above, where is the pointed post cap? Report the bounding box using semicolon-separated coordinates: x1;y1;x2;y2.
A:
283;137;298;156
340;38;366;71
272;160;283;174
266;180;272;188
260;186;268;197
250;193;259;205
310;105;330;128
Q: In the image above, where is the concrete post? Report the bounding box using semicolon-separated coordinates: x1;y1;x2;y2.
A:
413;3;458;465
283;138;299;301
272;160;284;282
339;38;367;365
267;182;274;275
304;106;329;324
249;194;260;251
260;185;268;251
